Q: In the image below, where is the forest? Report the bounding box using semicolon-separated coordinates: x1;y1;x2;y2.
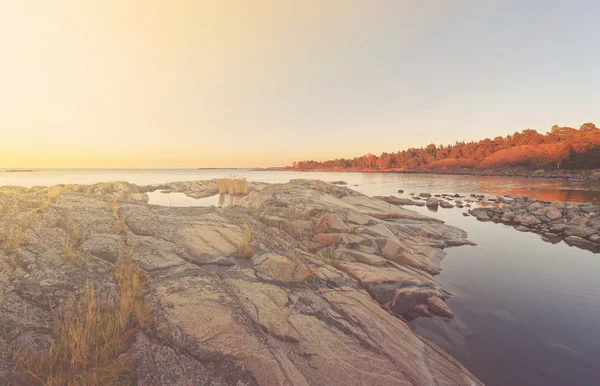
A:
291;123;600;172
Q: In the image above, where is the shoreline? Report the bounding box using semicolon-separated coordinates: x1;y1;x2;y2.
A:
273;167;600;182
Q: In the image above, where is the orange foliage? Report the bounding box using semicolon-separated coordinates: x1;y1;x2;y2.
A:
292;123;599;171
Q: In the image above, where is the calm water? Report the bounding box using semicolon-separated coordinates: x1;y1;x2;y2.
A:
3;169;600;385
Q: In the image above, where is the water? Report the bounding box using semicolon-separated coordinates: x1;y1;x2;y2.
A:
2;169;600;385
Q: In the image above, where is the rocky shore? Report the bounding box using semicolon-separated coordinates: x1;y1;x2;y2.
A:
277;167;600;182
469;197;600;253
0;180;481;385
376;189;600;254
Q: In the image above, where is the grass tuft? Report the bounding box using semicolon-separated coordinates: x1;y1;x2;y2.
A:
47;186;65;202
60;237;80;263
237;225;254;259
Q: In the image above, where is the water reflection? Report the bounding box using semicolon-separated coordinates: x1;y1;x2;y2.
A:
218;193;241;207
408;200;600;386
147;191;241;207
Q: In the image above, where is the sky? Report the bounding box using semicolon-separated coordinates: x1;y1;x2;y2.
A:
1;0;599;168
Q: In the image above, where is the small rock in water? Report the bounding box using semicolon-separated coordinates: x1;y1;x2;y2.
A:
439;201;454;209
419;193;432;198
397;189;404;194
426;198;439;209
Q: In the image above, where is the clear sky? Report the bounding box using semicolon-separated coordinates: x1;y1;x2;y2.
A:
1;0;599;168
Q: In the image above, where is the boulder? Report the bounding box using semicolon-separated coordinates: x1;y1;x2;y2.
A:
545;207;563;221
426;198;439;209
426;296;454;318
564;225;597;238
439;201;454;209
514;214;541;227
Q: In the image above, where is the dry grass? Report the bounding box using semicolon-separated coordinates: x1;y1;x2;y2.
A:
319;247;336;266
2;226;24;255
14;250;148;385
110;199;125;233
237;225;254;259
217;176;249;196
47;186;65;202
1;212;33;255
60;236;81;263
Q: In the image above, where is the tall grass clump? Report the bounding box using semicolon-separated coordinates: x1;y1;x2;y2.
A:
14;250;148;385
237;225;254;259
217;176;248;196
60;232;81;263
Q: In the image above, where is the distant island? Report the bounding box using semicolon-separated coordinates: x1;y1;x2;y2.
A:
5;169;35;173
287;123;600;177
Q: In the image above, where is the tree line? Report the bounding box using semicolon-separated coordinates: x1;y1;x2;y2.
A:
291;123;600;171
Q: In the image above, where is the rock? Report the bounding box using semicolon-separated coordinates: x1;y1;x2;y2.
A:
564;225;597;238
565;236;595;251
501;210;515;223
439;201;454;209
81;234;125;263
426;197;439;209
397;189;404;194
569;216;588;226
588;234;600;243
39;279;58;286
314;213;348;234
542;233;561;243
0;179;483;386
419;193;432;198
313;233;343;245
586;215;600;231
549;223;568;233
343;250;388;266
252;253;312;283
330;181;346;185
373;196;425;207
514;214;541;227
471;208;491;221
346;211;372;226
515;225;530;232
546;207;563;221
426;296;454;318
462;212;470;217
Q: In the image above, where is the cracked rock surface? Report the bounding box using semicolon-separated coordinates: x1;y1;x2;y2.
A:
0;180;482;385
